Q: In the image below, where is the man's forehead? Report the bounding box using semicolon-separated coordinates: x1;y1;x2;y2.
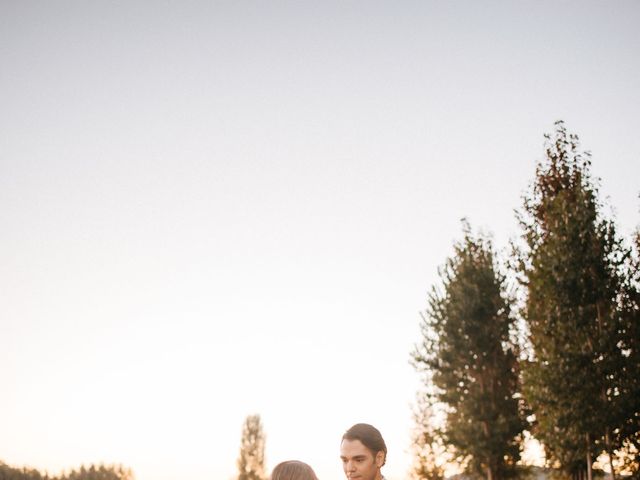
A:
340;438;374;457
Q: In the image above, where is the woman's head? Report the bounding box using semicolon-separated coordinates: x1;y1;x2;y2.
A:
270;460;319;480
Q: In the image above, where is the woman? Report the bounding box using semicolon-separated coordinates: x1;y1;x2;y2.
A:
270;460;319;480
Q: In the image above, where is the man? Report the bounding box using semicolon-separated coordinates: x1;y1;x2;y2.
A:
340;423;387;480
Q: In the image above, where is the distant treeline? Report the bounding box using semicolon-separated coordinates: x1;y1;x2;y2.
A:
0;462;133;480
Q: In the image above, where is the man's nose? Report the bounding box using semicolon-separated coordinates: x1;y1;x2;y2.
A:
347;461;356;472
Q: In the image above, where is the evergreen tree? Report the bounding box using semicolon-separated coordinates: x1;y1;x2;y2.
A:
410;393;447;480
611;225;640;477
516;121;639;479
237;414;266;480
413;223;526;480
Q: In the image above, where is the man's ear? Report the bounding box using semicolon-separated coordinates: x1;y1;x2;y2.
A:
375;451;385;468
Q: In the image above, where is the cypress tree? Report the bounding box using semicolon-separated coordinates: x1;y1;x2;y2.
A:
237;414;266;480
413;223;525;480
516;121;639;479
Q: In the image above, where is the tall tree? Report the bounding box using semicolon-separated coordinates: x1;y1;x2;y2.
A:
237;414;266;480
410;393;447;480
413;223;526;480
610;224;640;477
516;121;639;479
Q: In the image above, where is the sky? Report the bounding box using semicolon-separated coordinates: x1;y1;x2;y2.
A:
1;2;639;480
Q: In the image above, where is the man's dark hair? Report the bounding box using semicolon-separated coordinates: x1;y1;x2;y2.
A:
342;423;387;466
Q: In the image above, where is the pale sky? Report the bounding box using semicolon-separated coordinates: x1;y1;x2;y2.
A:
1;2;639;480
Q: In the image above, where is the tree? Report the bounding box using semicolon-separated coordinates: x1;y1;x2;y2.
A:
237;414;266;480
516;121;639;480
412;223;526;480
610;223;640;478
410;393;448;480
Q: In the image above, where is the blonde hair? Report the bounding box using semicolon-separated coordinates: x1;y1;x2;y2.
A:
270;460;319;480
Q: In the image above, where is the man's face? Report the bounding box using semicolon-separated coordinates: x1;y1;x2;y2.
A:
340;439;384;480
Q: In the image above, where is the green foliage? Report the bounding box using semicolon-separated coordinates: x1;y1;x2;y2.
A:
516;121;640;478
0;462;133;480
237;414;266;480
413;223;526;480
611;226;640;478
